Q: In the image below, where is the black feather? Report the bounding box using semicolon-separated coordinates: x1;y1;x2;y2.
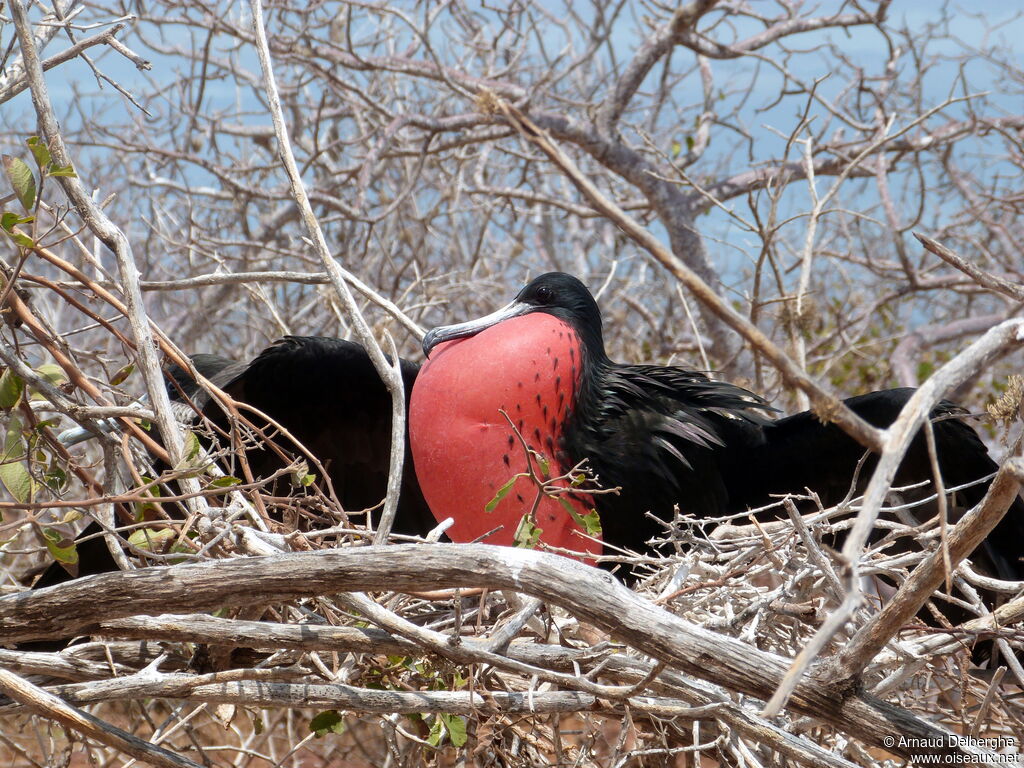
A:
502;274;1022;600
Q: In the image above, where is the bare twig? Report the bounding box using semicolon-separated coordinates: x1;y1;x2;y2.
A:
831;456;1024;682
248;0;407;541
0;668;203;768
915;232;1024;302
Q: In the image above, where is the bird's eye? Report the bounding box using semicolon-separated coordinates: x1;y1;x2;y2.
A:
535;286;552;303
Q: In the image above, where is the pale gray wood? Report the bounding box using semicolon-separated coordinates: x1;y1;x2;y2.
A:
0;543;992;763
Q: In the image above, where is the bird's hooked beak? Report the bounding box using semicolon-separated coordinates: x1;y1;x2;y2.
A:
422;300;534;357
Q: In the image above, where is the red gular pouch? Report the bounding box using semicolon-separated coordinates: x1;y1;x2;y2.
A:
410;313;602;564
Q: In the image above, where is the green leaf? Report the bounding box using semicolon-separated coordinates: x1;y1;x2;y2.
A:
131;479;161;520
286;461;314;487
9;231;35;248
427;716;444;747
174;430;203;468
43;467;67;492
670;140;682;158
56;508;82;525
0;211;32;231
309;710;346;738
513;515;541;549
0;461;33;503
0;368;24;408
440;714;467;747
579;508;602;537
208;475;241;488
3;413;23;460
536;454;550;476
484;475;519;512
47;165;77;178
34;363;67;388
26;137;51;168
127;527;176;552
558;499;603;537
2;154;37;210
42;527;78;566
109;363;135;386
685;134;695;151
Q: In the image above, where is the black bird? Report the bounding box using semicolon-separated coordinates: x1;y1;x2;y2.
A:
727;391;1024;581
410;272;1024;589
34;337;434;591
178;336;432;536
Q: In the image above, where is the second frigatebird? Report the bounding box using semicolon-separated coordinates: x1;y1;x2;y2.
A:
410;272;1024;585
36;338;434;591
173;336;433;538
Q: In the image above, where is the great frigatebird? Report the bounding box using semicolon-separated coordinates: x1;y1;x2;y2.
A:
410;272;1024;587
33;337;434;593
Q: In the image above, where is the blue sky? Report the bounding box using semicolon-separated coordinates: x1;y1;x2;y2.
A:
3;0;1020;330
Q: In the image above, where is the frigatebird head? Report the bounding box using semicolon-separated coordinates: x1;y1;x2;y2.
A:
422;272;605;358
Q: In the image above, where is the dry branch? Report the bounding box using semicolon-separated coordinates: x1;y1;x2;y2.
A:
831;456;1024;683
0;544;996;763
0;668;202;768
84;613;864;768
248;0;408;541
915;232;1024;302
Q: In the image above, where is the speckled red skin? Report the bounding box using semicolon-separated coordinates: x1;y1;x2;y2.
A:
409;313;601;561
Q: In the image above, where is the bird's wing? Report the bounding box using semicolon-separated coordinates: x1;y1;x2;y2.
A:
603;364;773;462
561;365;771;553
730;388;1024;582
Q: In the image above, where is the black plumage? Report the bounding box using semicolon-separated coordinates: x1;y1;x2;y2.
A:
562;359;772;557
186;337;432;537
33;337;433;593
728;390;1024;581
423;272;1023;588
